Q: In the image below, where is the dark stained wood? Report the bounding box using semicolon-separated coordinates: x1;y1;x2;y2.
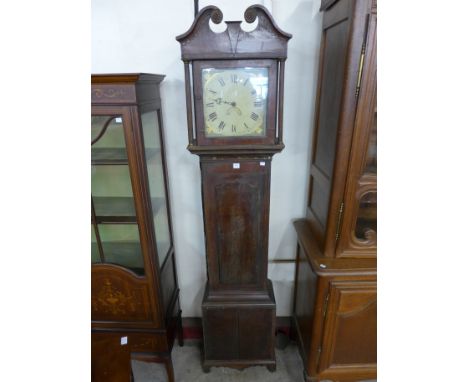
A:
177;4;291;372
188;144;284;156
91;74;183;382
203;308;238;360
201;158;271;291
176;5;291;60
91;73;164;106
292;1;377;380
201;280;276;369
238;308;275;360
92;332;132;382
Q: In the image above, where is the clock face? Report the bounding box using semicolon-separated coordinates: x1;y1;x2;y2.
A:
202;67;268;138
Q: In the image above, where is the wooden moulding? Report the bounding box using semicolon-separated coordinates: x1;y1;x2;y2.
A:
176;5;291;60
91;73;165;106
294;219;376;275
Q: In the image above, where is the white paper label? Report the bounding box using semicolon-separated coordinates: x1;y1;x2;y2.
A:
233;163;240;169
121;336;128;345
260;161;265;166
115;117;122;123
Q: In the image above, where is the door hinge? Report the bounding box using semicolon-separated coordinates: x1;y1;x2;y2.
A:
355;14;370;99
335;202;344;241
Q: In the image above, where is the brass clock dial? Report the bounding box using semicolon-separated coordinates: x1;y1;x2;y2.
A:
202;67;268;137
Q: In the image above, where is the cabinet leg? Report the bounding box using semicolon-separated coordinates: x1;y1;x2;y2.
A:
177;311;184;347
267;364;276;372
164;358;175;382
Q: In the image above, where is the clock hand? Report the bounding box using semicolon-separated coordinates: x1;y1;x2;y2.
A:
223;100;237;107
208;97;236;106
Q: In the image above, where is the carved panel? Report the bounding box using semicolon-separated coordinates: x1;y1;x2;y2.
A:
91;269;152;322
91;84;136;104
215;181;260;284
354;189;377;244
201;159;270;289
319;281;377;372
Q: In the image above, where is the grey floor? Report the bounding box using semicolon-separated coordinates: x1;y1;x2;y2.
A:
132;341;376;382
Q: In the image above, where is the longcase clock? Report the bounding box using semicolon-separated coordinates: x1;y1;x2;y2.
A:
176;5;291;372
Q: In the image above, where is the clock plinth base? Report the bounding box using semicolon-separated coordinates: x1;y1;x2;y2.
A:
201;279;276;371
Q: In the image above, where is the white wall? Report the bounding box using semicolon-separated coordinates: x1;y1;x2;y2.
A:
92;0;322;317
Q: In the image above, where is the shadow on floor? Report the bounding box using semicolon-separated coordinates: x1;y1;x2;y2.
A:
132;341;377;382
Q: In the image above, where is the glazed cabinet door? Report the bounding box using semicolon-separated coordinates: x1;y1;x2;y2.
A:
318;280;377;379
306;0;374;258
336;0;377;258
91;106;160;326
92;108;147;275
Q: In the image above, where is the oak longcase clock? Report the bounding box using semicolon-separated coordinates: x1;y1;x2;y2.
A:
176;5;291;371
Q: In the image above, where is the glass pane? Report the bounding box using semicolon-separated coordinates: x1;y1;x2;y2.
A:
91;114;144;275
91;227;100;263
202;67;268;137
355;192;377;242
92;116;126;147
141;110;171;266
364;109;377;173
96;224;144;275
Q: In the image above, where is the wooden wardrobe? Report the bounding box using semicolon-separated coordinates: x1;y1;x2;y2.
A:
292;0;377;381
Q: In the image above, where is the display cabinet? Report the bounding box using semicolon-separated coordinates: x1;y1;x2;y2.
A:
292;0;377;381
91;74;182;382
